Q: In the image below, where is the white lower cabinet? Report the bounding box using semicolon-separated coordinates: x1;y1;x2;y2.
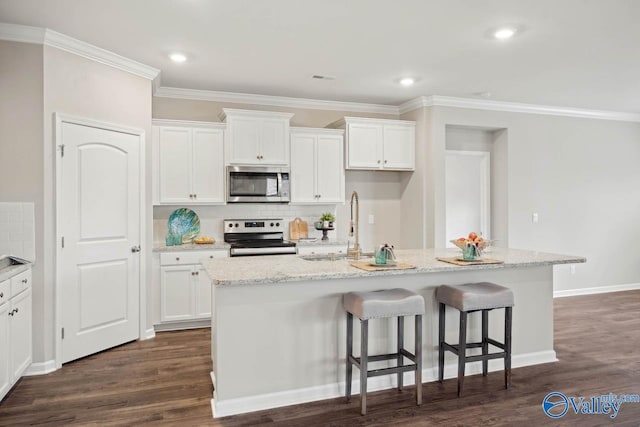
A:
0;267;32;403
159;250;228;324
297;245;348;256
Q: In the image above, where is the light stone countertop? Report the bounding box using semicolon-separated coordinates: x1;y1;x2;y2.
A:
204;247;586;286
153;242;230;252
0;262;31;282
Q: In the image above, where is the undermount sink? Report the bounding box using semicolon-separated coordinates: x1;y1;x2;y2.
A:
299;252;375;261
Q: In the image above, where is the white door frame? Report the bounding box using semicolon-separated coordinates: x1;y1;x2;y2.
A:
54;113;147;369
445;149;491;245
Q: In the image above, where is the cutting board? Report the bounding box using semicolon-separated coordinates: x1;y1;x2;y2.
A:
289;217;308;240
436;257;504;266
350;261;416;272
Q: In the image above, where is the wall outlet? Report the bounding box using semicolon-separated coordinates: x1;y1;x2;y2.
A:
532;213;539;223
368;214;375;224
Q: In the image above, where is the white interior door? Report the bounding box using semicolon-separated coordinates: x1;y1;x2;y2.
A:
59;122;141;364
445;150;490;247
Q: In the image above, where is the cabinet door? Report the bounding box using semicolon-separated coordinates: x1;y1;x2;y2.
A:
290;134;317;203
195;267;211;318
382;125;415;170
261;118;289;165
158;127;192;203
316;135;344;203
9;288;31;382
347;123;383;169
228;117;261;164
0;303;10;399
160;266;194;322
192;128;225;203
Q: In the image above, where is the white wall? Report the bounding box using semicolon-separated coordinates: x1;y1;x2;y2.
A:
429;106;640;292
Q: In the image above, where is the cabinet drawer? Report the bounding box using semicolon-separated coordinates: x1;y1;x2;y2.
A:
10;269;31;298
160;250;229;266
0;279;9;306
297;245;348;256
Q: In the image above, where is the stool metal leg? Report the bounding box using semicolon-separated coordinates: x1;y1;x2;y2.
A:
482;309;489;376
360;319;368;415
457;311;468;397
438;303;445;383
397;316;404;391
504;307;513;389
346;312;353;402
415;314;423;406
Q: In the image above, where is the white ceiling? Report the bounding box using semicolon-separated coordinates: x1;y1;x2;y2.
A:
1;0;639;112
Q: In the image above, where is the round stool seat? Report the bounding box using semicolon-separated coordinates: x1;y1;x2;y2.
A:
343;288;425;320
435;282;514;312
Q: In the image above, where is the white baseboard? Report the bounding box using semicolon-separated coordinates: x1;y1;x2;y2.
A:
554;282;640;298
210;349;557;418
141;327;156;340
24;360;57;376
153;319;210;332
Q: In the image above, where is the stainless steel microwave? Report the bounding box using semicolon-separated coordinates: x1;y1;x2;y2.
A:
226;166;290;203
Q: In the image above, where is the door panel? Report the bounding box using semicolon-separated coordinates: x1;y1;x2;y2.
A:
195;267;212;318
290;134;316;203
160;266;194;322
0;303;10;397
316;135;344;203
158;127;191;203
60;122;140;364
261;119;288;164
9;289;31;381
228;117;261;164
382;125;414;169
347;123;382;169
192;128;224;203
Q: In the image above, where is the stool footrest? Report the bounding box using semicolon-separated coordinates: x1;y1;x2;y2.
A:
368;363;417;378
443;340;505;355
465;352;506;363
486;338;505;350
349;349;417;368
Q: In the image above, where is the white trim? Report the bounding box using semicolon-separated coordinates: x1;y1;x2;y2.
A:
398;95;640;123
23;360;56;376
290;126;344;135
210;350;556;418
219;108;295;121
152;119;226;129
0;22;45;44
0;23;159;80
153;320;211;331
142;328;156;340
155;86;399;115
54;113;147;369
554;282;640;298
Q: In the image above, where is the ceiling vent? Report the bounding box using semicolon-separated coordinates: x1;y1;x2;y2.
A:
311;75;336;80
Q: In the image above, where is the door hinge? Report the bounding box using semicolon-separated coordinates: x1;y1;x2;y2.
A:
59;144;65;157
61;236;65;248
61;328;65;339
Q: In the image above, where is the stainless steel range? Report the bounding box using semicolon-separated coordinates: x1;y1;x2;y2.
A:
224;219;297;257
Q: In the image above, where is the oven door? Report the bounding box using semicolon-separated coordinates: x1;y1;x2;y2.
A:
227;166;290;203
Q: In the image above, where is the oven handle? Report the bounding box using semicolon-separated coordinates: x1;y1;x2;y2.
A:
230;246;297;257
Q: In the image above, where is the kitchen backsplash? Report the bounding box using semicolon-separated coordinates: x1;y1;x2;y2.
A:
153;204;340;243
0;202;35;261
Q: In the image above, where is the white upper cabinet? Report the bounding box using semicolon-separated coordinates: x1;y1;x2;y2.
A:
152;120;225;205
332;117;415;171
221;109;294;166
290;128;344;204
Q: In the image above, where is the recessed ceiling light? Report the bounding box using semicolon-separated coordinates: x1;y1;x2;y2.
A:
400;77;415;87
493;27;516;40
169;53;187;63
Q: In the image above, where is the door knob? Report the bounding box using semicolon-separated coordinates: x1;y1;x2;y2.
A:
131;245;141;253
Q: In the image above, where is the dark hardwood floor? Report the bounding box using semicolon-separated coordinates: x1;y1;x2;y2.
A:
1;290;639;426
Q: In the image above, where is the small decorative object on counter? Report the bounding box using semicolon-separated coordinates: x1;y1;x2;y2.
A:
450;232;491;260
320;212;335;228
375;243;397;265
165;232;183;246
194;235;215;244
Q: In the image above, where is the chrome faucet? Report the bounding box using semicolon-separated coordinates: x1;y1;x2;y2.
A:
347;191;361;260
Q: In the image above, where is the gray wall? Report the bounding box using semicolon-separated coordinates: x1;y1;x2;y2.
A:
0;40;45;359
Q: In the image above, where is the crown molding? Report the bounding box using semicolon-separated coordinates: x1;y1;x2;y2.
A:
0;22;45;44
154;86;399;115
152;118;226;129
397;95;640;123
0;22;159;80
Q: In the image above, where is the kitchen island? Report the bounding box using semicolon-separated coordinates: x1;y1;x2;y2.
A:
204;248;585;417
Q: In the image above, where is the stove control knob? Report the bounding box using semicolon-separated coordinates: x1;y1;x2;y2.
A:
235;223;239;227
276;222;280;227
228;223;233;227
270;222;274;227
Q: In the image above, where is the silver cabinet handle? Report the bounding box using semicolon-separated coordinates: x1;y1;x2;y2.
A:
195;271;199;276
8;311;13;317
209;255;214;259
384;160;387;164
0;292;3;298
256;155;260;159
175;257;180;261
14;308;18;314
131;246;141;253
377;160;381;164
22;278;28;284
193;194;197;199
